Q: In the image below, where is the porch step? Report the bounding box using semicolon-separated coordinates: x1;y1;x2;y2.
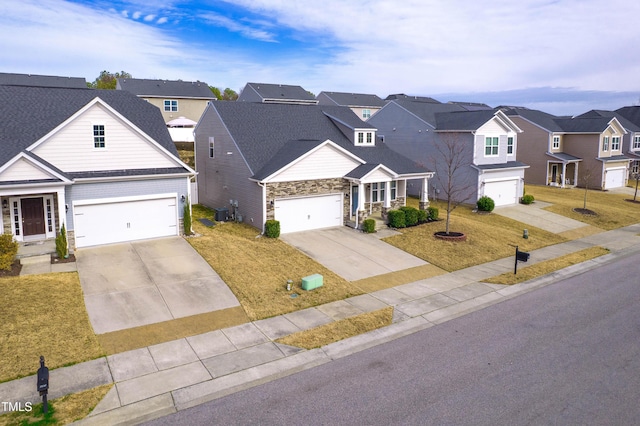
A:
20;254;51;265
370;216;387;231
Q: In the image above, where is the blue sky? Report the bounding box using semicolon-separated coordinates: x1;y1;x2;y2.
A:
1;0;639;115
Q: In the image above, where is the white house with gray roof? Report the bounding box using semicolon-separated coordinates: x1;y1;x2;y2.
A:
369;98;527;206
0;84;195;250
194;102;433;233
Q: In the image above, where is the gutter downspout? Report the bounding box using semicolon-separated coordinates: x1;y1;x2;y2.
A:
257;181;267;234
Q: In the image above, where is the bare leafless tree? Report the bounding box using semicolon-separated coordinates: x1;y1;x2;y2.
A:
580;164;596;210
430;133;477;235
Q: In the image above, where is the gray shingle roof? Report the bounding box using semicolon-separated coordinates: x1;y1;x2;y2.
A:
116;78;214;98
0;72;87;88
240;82;317;103
0;85;180;165
392;100;466;127
385;94;441;103
553;117;614;133
207;102;430;180
434;109;499;131
447;101;493;111
503;107;565;132
318;91;385;108
473;161;529;170
546;152;582;162
616;106;640;127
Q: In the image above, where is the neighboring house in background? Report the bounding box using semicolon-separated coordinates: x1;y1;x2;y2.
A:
116;78;215;132
316;91;385;120
505;107;629;190
0;72;87;88
237;82;318;105
0;84;195;250
614;106;640;179
194;102;434;234
368;98;527;206
166;116;198;144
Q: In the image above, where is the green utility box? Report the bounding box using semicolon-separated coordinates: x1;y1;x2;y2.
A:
301;274;323;291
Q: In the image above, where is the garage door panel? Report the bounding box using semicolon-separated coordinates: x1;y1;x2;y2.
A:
484;180;518;207
74;197;177;248
605;169;625;189
275;194;342;234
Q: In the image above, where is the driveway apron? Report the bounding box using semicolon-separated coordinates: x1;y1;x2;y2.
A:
493;201;587;234
76;237;240;334
281;227;427;281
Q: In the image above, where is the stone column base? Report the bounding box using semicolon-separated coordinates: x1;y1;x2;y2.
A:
419;201;430;210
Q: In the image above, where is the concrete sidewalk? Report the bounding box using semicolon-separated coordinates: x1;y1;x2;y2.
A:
2;224;640;425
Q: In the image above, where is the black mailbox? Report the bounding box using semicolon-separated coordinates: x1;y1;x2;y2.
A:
37;356;49;395
516;250;530;262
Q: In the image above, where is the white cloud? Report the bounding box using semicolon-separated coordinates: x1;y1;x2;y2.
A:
157;16;168;24
144;14;155;22
132;11;141;19
199;12;277;42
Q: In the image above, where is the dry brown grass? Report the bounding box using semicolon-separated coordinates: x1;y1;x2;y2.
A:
188;205;364;321
483;247;610;285
177;149;195;169
0;383;112;426
351;264;447;293
526;185;640;230
0;273;103;383
276;307;393;349
384;200;566;272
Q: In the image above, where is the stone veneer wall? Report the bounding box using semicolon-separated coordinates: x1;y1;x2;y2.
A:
266;178;350;222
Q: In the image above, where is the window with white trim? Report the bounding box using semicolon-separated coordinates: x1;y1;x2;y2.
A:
372;182;386;202
390;181;397;200
485;137;499;156
552;136;560;149
632;161;639;175
507;137;514;155
355;131;375;146
93;125;105;148
366;132;372;143
633;135;640;150
358;132;364;144
362;109;371;119
602;136;609;151
611;136;620;150
164;99;178;112
208;137;215;158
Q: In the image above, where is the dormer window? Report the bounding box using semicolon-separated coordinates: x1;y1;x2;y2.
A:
552;136;560;149
612;136;620;151
356;130;375;146
634;135;640;150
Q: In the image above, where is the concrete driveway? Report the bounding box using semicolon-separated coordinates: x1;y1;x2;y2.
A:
281;227;427;281
76;237;240;334
493;201;587;233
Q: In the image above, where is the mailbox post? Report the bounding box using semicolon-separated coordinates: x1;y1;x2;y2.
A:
514;246;530;274
37;356;49;414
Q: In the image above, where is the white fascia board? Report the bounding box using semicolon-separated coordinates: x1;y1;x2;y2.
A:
0;152;72;183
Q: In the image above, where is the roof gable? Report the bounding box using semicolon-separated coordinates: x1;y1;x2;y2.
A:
317;91;384;108
116;78;214;99
0;152;71;184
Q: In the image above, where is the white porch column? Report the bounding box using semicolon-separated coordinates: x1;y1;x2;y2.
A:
384;181;391;208
419;177;429;209
56;188;67;249
356;182;364;228
574;163;579;187
561;163;567;188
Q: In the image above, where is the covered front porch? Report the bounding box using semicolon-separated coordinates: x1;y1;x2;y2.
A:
547;153;581;188
346;169;431;229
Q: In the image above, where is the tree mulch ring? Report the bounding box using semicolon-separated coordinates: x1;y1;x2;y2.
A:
0;260;22;277
624;199;640;204
51;253;77;264
434;231;467;242
572;208;597;216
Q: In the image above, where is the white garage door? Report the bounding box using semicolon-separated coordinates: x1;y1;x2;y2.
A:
74;197;178;247
274;194;342;234
484;180;518;207
605;168;625;189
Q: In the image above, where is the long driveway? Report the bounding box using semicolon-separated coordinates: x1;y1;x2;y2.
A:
76;237;240;334
493;200;587;233
281;227;426;281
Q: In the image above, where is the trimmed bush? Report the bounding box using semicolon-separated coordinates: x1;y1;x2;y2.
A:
387;209;406;228
55;223;68;259
0;233;18;271
362;218;376;233
417;209;428;223
264;219;280;238
183;196;192;235
427;206;439;221
477;196;495;212
521;194;535;205
400;206;419;227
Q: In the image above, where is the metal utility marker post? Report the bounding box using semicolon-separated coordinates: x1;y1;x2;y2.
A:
37;356;49;414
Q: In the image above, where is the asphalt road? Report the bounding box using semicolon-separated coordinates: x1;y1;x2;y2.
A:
146;252;640;425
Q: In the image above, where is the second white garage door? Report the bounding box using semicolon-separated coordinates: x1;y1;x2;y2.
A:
74;196;178;248
483;179;518;207
274;194;343;234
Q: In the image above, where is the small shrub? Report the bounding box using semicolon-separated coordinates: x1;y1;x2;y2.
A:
400;206;419;226
362;218;376;233
265;219;280;238
183;196;192;235
427;206;439;221
387;210;406;228
0;233;18;270
417;209;428;223
55;223;68;259
521;194;535;205
477;196;495;212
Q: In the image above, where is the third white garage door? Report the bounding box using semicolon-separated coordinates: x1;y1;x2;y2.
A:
274;194;343;234
73;196;178;248
483;179;518;206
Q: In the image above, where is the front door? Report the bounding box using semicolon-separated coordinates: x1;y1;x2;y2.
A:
21;198;45;236
551;164;558;184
